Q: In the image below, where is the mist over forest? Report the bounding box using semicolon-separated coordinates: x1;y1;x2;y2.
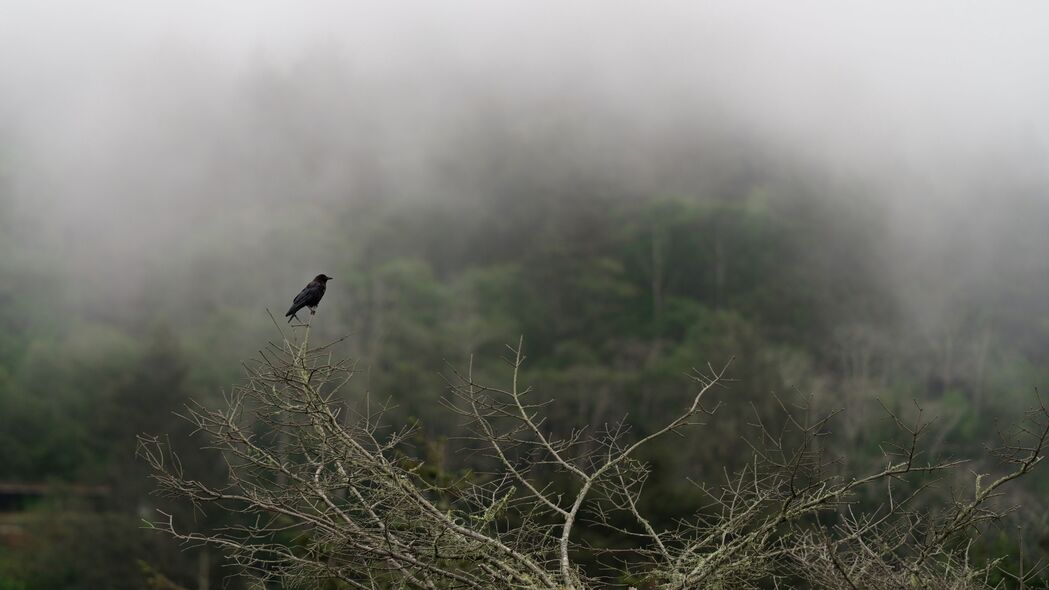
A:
2;2;1049;588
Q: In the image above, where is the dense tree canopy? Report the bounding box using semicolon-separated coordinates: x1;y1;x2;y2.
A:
2;146;1049;586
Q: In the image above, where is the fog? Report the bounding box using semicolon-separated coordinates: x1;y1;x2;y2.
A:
5;4;1049;585
2;1;1049;322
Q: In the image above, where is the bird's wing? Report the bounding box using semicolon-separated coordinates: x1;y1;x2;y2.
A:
292;282;320;307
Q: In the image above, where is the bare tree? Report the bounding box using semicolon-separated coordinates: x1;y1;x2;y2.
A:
139;320;1049;589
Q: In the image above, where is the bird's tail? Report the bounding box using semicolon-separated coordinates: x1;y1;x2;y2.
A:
285;305;300;323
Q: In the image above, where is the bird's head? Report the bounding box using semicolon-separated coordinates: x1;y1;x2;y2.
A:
315;274;333;283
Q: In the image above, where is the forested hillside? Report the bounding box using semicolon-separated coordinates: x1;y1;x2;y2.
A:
4;132;1049;586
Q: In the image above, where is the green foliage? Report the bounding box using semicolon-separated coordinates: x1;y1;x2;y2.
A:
0;508;182;590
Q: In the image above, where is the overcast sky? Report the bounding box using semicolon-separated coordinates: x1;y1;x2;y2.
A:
2;1;1048;304
5;2;1048;166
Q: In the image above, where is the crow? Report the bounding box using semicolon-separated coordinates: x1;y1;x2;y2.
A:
285;274;333;323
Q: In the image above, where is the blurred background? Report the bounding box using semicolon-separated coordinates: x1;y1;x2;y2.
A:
2;2;1049;588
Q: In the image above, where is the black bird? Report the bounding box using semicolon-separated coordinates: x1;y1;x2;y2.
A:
285;274;333;323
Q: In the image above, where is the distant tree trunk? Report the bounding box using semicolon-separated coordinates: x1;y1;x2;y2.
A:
973;326;991;410
713;226;726;309
369;276;386;359
651;223;665;323
196;550;209;590
941;331;954;390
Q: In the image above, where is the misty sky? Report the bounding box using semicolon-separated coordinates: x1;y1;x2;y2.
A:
5;2;1046;158
2;1;1049;309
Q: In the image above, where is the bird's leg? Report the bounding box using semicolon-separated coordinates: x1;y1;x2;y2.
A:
309;306;317;315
